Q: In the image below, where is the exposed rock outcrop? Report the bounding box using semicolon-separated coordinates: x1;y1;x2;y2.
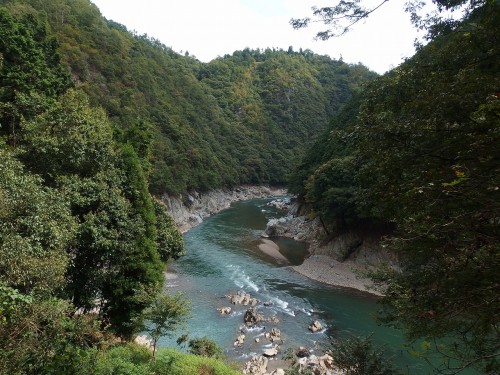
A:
265;199;396;266
217;307;232;315
242;355;268;375
262;348;278;357
162;185;287;233
226;291;258;306
234;334;245;347
244;308;264;327
296;353;340;375
308;320;323;333
265;327;282;343
263;199;397;295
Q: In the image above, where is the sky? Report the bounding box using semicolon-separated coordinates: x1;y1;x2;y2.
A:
90;0;421;74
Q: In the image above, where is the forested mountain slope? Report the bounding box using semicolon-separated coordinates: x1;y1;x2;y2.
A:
1;0;375;195
290;2;499;373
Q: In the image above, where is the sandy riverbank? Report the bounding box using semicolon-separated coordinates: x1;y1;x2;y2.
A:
292;254;383;296
257;239;289;263
255;238;383;296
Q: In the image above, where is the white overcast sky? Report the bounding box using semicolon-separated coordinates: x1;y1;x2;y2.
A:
90;0;421;74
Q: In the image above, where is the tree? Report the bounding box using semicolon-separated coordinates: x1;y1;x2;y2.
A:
290;0;489;41
0;147;75;296
18;89;169;338
356;4;499;373
139;292;191;360
187;337;224;359
153;198;185;262
330;336;401;375
0;8;71;144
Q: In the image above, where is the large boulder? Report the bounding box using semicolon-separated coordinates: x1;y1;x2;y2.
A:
265;327;282;343
227;291;258;306
267;315;280;323
308;320;323;333
264;218;288;237
242;355;268;375
262;348;278;357
296;347;310;358
244;308;263;327
318;354;336;372
295;353;341;375
234;334;245;347
266;198;290;210
217;306;231;315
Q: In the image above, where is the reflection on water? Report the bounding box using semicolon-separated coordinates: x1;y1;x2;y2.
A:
159;198;430;374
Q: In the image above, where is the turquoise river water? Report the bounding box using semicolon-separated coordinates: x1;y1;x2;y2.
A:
159;198;433;374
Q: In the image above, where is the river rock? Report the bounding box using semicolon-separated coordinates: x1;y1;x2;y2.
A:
295;353;340;375
264;218;288;237
308;320;323;333
242;355;268;375
244;308;263;326
266;327;282;343
296;346;310;358
234;334;245;347
217;307;231;315
263;348;278;357
318;354;336;372
267;315;280;323
227;291;258;306
267;198;290;210
271;370;285;375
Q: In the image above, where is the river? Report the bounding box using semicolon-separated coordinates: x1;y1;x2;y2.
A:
159;197;428;374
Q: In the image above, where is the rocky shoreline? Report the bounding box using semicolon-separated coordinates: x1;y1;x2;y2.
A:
264;198;393;296
161;189;391;295
161;185;287;233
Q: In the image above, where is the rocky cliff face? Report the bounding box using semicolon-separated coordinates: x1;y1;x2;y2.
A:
161;186;287;233
265;200;397;268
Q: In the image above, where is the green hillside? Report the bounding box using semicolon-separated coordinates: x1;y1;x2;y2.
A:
0;0;375;195
290;2;499;373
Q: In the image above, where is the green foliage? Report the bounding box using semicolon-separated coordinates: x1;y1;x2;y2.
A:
357;6;500;372
330;336;401;375
91;343;153;375
0;297;107;375
188;336;224;359
289;94;372;233
153;198;185;261
78;344;240;375
153;348;241;375
20;88;114;180
0;147;75;295
0;6;71;142
2;0;375;194
293;2;500;373
0;283;32;324
139;292;191;359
